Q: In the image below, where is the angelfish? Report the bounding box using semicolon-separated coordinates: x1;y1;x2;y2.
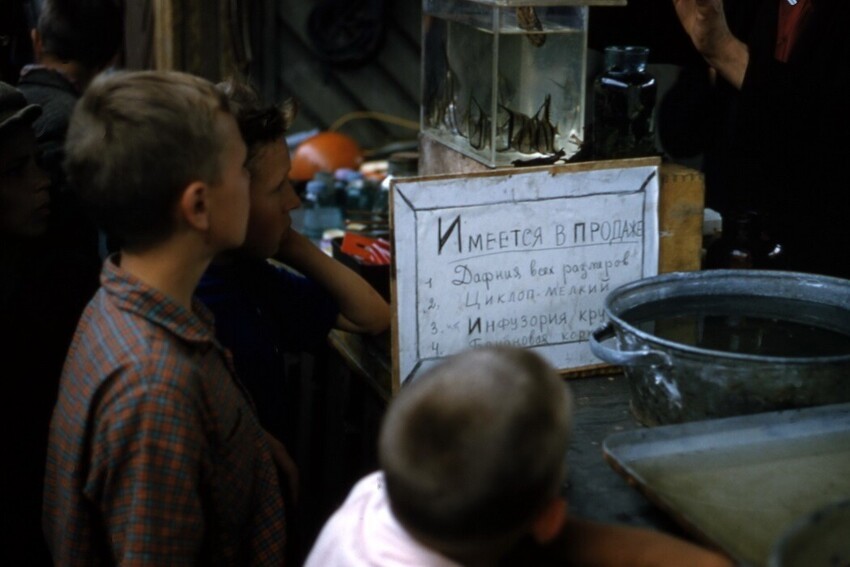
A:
516;7;545;47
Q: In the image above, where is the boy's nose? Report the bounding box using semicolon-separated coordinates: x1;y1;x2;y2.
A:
282;183;301;212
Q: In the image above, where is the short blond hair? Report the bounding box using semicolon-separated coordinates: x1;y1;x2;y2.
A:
379;346;572;559
65;70;231;250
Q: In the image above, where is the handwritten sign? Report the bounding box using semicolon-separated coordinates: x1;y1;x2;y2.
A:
391;161;660;387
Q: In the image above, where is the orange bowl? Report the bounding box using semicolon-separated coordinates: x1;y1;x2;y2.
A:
290;131;363;182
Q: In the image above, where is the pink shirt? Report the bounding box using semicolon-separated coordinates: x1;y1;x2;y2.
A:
305;472;461;567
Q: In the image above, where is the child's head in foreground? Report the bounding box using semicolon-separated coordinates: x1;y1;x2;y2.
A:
378;346;573;563
64;70;247;253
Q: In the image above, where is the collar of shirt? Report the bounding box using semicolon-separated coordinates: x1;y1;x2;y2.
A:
100;254;218;346
19;64;83;94
775;0;814;62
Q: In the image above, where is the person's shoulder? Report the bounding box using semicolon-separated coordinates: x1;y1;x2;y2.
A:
306;470;462;567
19;70;76;121
59;298;205;418
69;308;207;403
71;288;201;376
18;70;77;104
349;471;387;499
320;471;387;525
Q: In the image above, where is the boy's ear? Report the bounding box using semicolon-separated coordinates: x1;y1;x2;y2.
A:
178;181;212;233
530;497;568;544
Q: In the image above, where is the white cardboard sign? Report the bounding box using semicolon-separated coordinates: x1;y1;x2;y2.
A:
391;161;659;387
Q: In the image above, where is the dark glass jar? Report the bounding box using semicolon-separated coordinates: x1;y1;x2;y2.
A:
592;46;657;159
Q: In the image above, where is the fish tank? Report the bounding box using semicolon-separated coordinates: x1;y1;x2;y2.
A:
422;0;625;167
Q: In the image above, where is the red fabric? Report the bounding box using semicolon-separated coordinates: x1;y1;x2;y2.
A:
775;0;814;62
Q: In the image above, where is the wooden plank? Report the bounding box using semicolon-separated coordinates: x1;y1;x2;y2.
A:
658;163;704;273
373;24;421;107
387;0;423;57
273;19;384;147
150;0;424;148
276;0;419;147
152;0;176;70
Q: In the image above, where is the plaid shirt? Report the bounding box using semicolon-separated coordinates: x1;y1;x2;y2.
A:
43;257;286;566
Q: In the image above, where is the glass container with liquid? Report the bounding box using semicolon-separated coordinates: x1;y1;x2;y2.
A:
591;45;657;159
421;0;626;168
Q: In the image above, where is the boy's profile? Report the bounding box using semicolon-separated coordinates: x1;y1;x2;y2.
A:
197;82;390;444
197;77;391;562
305;346;733;567
42;70;287;565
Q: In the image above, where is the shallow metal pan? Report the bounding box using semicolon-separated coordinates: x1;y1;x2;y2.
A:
603;403;850;567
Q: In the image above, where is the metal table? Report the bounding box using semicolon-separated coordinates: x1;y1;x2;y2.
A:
564;373;684;535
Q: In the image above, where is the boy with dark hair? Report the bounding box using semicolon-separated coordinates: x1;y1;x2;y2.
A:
305;346;733;567
198;79;390;452
198;78;391;563
42;70;288;565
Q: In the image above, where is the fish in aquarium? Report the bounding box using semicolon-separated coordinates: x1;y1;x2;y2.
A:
515;7;545;47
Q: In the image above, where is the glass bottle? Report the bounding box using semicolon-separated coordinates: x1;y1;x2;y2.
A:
592;46;657;160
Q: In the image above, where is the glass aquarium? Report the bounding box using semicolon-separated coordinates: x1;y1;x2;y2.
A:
422;0;625;168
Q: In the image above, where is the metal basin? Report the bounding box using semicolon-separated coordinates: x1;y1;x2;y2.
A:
590;270;850;425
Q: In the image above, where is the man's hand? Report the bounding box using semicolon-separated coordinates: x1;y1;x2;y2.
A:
673;0;731;58
672;0;748;89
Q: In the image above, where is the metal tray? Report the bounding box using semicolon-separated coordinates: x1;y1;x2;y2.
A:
769;498;850;567
603;403;850;567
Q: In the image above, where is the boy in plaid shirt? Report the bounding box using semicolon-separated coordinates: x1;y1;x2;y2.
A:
43;70;288;565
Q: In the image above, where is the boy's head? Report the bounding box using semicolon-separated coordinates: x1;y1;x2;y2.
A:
33;0;124;74
217;78;301;258
65;70;248;252
1;81;50;238
379;346;573;562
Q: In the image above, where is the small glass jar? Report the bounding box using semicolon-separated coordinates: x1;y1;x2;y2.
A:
592;46;657;160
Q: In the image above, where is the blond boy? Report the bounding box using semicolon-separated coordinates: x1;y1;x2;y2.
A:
42;71;287;565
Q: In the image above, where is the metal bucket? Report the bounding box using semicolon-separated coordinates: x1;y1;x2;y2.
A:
590;270;850;425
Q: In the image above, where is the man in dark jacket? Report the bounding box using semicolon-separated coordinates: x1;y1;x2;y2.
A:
672;0;850;278
17;0;124;291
